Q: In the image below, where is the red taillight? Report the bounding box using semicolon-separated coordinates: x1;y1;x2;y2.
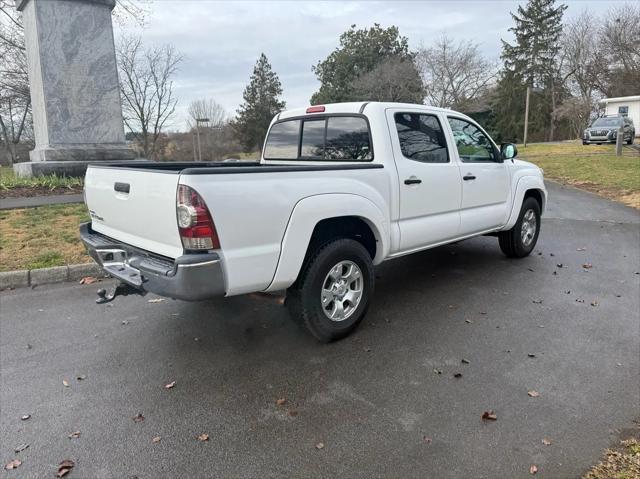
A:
306;105;325;113
176;185;220;250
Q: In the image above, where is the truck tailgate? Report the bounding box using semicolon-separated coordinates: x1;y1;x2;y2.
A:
84;166;183;259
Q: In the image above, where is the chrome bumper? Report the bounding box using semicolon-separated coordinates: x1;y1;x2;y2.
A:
79;223;225;301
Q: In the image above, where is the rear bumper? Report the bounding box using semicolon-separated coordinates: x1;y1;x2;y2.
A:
79;223;225;301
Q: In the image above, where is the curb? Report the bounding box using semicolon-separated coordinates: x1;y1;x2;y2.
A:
0;263;107;291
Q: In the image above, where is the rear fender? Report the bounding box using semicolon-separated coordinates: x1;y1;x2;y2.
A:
265;194;389;292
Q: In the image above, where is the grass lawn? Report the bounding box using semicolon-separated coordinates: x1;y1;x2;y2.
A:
0;203;90;272
518;141;640;208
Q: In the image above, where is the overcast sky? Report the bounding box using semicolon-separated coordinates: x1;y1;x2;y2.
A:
115;0;628;129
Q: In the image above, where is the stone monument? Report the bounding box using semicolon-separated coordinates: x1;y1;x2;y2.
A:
14;0;135;177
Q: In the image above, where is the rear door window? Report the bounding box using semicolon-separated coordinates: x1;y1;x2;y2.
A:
264;116;372;161
394;113;448;163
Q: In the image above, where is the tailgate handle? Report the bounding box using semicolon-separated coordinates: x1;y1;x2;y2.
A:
114;182;130;194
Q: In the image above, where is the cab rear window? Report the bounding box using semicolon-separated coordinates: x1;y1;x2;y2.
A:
263;116;372;161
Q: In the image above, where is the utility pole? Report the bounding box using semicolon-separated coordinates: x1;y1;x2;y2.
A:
192;133;197;161
523;86;531;147
616;124;624;157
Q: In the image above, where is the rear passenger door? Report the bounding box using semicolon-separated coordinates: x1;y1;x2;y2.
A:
445;116;511;235
387;109;462;252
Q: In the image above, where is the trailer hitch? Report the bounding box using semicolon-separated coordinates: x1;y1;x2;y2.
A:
96;282;146;304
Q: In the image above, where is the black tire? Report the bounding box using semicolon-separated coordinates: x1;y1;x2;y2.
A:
498;197;541;258
627;136;633;145
582;140;588;145
286;238;374;343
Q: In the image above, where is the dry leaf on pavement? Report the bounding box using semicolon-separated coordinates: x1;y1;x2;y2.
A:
197;434;209;442
164;381;176;389
315;442;325;449
582;263;593;269
275;398;286;406
4;459;21;470
530;464;538;474
453;373;463;378
56;459;75;478
76;375;87;381
461;358;470;364
133;413;145;423
528;390;540;397
68;431;81;439
79;276;98;285
14;443;29;453
482;410;497;420
152;436;161;443
62;379;70;387
542;438;552;445
20;414;31;421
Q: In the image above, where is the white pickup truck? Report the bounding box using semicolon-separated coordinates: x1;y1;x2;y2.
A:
81;102;546;342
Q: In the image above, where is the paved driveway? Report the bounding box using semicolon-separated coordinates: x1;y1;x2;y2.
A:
1;182;639;478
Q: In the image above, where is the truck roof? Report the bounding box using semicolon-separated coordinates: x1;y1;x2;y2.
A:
277;101;456;120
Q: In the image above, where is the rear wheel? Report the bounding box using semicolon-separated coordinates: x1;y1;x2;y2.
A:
498;197;541;258
286;238;374;342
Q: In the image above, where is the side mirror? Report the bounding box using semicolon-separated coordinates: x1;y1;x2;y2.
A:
501;143;518;160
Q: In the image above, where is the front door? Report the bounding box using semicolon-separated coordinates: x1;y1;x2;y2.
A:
445;116;511;235
388;109;462;252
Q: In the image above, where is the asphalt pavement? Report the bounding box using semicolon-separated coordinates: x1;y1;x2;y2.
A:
1;181;639;478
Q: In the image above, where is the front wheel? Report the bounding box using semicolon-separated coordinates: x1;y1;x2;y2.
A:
498;197;541;258
286;238;374;342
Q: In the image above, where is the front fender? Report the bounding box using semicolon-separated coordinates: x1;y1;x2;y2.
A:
503;176;547;230
264;193;390;292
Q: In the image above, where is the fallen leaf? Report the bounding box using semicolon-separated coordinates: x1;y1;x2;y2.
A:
479;311;487;315
56;459;75;478
461;358;470;364
465;319;472;324
433;368;442;375
590;300;599;307
482;410;497;421
528;390;540;397
453;373;463;378
565;290;571;294
133;413;144;423
532;299;543;304
549;253;555;257
20;414;31;421
152;436;161;443
527;267;535;272
79;276;98;285
121;320;129;325
76;375;87;381
148;298;165;303
423;436;432;443
14;443;29;453
197;433;209;442
556;263;563;268
542;438;552;445
315;442;325;449
26;344;32;350
68;431;80;439
528;353;536;358
4;459;21;470
62;379;70;387
194;337;200;342
582;263;593;269
288;409;298;417
530;464;538;474
276;398;287;406
577;247;586;251
576;298;585;303
363;346;371;352
164;381;176;389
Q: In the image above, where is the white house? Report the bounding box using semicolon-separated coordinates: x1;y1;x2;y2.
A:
599;95;640;136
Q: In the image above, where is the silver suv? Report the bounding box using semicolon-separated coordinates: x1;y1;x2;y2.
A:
583;116;635;145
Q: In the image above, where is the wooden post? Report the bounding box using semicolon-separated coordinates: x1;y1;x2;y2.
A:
523;86;531;147
616;124;623;157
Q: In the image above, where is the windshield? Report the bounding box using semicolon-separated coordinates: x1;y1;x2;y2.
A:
591;117;621;127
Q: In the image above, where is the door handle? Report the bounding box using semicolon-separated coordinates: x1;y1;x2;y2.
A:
463;174;476;181
114;182;130;193
404;176;422;185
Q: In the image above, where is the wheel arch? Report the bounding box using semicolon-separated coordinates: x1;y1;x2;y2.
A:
264;194;389;292
503;176;547;230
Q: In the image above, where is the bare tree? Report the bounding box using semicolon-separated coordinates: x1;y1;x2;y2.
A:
117;36;182;159
0;0;31;164
417;35;497;110
350;56;425;103
187;98;227;161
